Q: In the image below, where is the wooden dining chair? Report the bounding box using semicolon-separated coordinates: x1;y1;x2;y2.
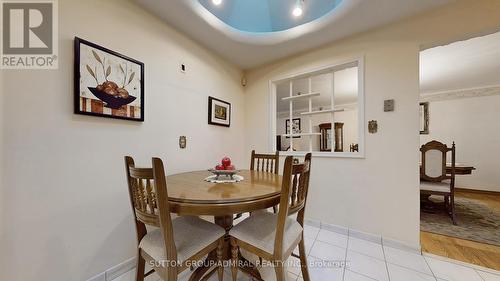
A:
420;141;457;224
235;150;281;220
250;150;280;174
229;154;312;281
253;150;280;213
125;156;226;281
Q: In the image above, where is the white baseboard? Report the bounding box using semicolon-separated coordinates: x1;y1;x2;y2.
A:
304;219;421;253
87;257;137;281
303;218;321;228
383;237;421;254
321;221;348;236
348;228;382;244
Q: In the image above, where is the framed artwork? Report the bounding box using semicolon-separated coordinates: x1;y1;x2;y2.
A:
286;118;301;138
420;102;429;134
208;96;231;127
74;37;144;121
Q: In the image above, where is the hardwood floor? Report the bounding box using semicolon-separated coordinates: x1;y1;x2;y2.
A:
420;189;500;271
421;231;500;270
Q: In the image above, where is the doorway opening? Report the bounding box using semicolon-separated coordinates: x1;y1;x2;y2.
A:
419;31;500;270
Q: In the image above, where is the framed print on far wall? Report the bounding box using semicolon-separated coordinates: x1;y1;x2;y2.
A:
74;37;144;121
420;102;429;134
286;118;301;138
208;96;231;127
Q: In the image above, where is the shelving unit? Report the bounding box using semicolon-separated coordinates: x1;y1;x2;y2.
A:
281;92;320;101
272;58;364;156
280;133;321;137
300;109;344;116
281;72;338;152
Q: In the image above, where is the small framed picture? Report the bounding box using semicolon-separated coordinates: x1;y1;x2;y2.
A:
420;102;429;134
286;118;301;138
208;96;231;127
74;37;144;121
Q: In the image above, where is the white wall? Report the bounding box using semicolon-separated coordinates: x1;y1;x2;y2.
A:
0;68;4;253
420;94;500;192
0;1;245;281
244;0;500;247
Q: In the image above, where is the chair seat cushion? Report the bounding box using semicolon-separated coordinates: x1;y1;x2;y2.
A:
139;216;225;263
229;211;303;255
420;181;451;193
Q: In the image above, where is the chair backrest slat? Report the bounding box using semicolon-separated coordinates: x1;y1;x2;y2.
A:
125;156;177;267
288;155;311;215
152;157;177;266
274;153;312;258
126;162;160;227
250;150;279;174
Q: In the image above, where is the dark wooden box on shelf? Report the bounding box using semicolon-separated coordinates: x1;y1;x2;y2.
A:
319;123;344;152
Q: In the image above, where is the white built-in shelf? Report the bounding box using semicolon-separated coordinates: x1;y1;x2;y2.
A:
281;92;320;101
281;133;321;137
300;109;345;116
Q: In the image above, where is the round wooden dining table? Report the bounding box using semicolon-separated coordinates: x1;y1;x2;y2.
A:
166;169;282;281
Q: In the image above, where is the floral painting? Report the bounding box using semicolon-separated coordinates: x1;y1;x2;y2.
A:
74;37;144;121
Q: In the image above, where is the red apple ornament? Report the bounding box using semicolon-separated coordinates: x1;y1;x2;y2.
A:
215;164;225;170
221;157;231;167
225;165;235;170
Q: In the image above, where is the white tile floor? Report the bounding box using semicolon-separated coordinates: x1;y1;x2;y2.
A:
113;225;500;281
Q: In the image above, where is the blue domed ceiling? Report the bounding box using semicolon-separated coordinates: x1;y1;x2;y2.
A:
198;0;343;33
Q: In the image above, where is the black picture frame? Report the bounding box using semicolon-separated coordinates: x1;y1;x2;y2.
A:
74;37;145;122
286;118;301;138
208;96;231;127
420;102;429;134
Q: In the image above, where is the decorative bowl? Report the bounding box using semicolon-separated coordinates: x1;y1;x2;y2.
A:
208;169;240;180
88;87;137;109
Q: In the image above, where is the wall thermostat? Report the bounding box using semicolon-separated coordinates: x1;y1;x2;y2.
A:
384;99;395;112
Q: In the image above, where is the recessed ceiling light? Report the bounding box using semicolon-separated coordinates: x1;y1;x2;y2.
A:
212;0;222;5
292;7;303;17
293;0;304;17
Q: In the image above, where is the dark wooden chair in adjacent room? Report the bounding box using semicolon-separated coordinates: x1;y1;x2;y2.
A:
420;141;457;225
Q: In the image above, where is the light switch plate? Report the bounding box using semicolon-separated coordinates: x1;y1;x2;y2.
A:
368;120;378;133
384;99;395;112
179;136;187;149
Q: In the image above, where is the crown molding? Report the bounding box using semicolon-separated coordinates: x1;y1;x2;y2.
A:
420;85;500;102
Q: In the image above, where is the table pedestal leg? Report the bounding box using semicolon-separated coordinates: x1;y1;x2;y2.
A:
189;215;262;281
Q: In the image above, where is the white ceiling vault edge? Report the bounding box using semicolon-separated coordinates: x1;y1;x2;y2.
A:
182;0;358;45
135;0;451;69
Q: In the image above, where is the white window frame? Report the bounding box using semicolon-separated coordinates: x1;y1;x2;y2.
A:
268;57;365;158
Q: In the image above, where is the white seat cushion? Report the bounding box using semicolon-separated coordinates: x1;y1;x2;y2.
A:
139;216;225;263
420;181;451;193
229;212;303;255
